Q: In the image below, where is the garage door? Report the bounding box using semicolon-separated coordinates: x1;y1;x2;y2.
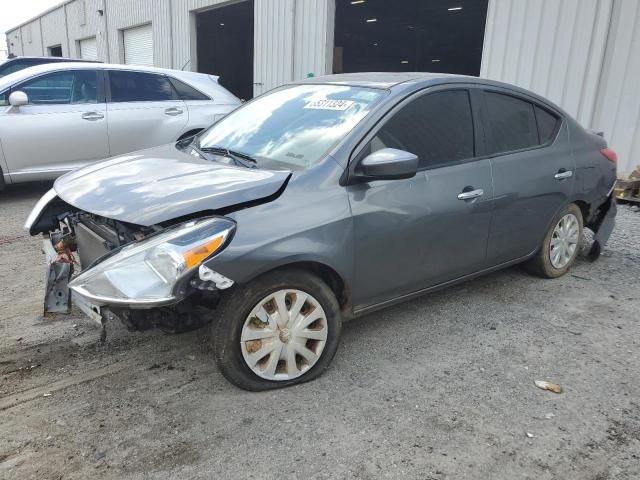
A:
123;24;153;66
79;37;98;60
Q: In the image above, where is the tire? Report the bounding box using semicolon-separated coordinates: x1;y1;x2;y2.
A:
526;203;584;278
211;269;342;391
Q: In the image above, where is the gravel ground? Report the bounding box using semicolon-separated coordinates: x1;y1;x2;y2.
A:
1;183;639;480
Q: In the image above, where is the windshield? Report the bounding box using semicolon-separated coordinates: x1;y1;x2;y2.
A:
198;84;385;168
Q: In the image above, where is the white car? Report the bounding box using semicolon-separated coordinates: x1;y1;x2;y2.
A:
0;62;241;187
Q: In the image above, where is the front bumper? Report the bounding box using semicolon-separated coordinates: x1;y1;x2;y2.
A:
71;289;103;324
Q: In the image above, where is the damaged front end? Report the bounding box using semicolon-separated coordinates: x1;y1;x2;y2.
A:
26;189;236;334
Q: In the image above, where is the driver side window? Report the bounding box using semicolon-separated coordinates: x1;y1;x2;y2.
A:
360;89;475;169
15;70;98;105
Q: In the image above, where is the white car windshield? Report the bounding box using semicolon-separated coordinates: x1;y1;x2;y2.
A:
198;84;386;168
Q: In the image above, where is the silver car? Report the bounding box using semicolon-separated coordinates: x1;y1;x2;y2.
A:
0;62;241;187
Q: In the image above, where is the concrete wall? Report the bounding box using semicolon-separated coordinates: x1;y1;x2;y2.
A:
482;0;639;176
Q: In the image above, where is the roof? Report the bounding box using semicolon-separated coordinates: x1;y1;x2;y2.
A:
0;62;241;104
2;56;99;63
295;71;570;116
298;72;475;89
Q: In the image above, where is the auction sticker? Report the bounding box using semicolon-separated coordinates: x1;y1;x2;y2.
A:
304;99;354;111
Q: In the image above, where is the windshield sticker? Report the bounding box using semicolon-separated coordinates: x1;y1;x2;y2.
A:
304;99;355;111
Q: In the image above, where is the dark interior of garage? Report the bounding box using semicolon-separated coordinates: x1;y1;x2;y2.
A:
196;0;254;100
334;0;488;76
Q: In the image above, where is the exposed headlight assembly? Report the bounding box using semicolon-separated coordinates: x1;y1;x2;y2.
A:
69;217;235;305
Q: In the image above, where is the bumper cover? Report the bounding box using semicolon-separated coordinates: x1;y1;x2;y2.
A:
587;194;617;261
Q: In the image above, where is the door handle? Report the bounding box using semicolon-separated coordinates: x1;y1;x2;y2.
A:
164;107;183;116
554;169;573;180
81;112;104;121
457;188;484;201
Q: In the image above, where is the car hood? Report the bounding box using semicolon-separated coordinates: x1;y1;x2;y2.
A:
54;143;291;226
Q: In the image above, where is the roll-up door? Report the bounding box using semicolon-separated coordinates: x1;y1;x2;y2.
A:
79;37;98;60
123;24;153;67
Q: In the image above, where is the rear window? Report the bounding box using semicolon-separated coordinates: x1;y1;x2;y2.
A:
484;92;538;154
169;77;210;101
535;106;560;144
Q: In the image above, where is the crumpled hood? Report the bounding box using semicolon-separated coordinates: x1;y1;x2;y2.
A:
54;143;291;226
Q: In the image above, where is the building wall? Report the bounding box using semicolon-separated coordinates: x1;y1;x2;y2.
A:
41;6;71;56
293;0;334;81
18;20;44;56
591;0;640;177
5;0;638;172
482;0;639;176
66;0;108;59
6;0;334;97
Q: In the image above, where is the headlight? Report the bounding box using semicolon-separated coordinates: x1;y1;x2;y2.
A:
69;217;235;305
24;188;57;233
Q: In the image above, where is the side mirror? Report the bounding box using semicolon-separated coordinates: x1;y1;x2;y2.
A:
358;148;418;181
9;91;28;107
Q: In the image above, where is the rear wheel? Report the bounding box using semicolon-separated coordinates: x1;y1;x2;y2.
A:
526;203;583;278
211;269;342;391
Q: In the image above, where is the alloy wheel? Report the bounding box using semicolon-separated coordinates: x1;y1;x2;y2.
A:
549;213;579;269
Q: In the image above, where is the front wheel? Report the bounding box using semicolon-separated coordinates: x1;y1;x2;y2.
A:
211;269;342;391
526;203;583;278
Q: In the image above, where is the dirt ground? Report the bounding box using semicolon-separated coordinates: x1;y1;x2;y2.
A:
1;183;639;480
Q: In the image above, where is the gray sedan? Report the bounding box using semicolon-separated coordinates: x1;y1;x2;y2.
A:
26;73;617;391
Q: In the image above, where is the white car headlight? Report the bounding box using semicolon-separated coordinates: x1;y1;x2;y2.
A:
69;217;235;305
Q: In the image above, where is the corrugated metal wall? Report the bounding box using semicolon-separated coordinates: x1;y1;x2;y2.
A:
67;0;108;59
17;20;44;56
6;0;334;98
591;0;640;177
40;6;70;56
293;0;334;81
482;0;639;175
254;0;295;96
5;0;638;173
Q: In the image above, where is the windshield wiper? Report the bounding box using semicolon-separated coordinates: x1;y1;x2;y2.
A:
198;144;258;169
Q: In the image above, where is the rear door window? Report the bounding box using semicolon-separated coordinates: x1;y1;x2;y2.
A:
362;90;475;169
108;70;176;102
484;92;538;154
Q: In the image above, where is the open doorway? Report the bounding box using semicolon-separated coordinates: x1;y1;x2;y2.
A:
196;0;254;100
48;45;63;57
334;0;488;76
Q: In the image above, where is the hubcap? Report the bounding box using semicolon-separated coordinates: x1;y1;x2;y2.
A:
240;289;328;381
549;213;579;269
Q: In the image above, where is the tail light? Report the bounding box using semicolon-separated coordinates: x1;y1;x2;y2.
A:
600;148;617;164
